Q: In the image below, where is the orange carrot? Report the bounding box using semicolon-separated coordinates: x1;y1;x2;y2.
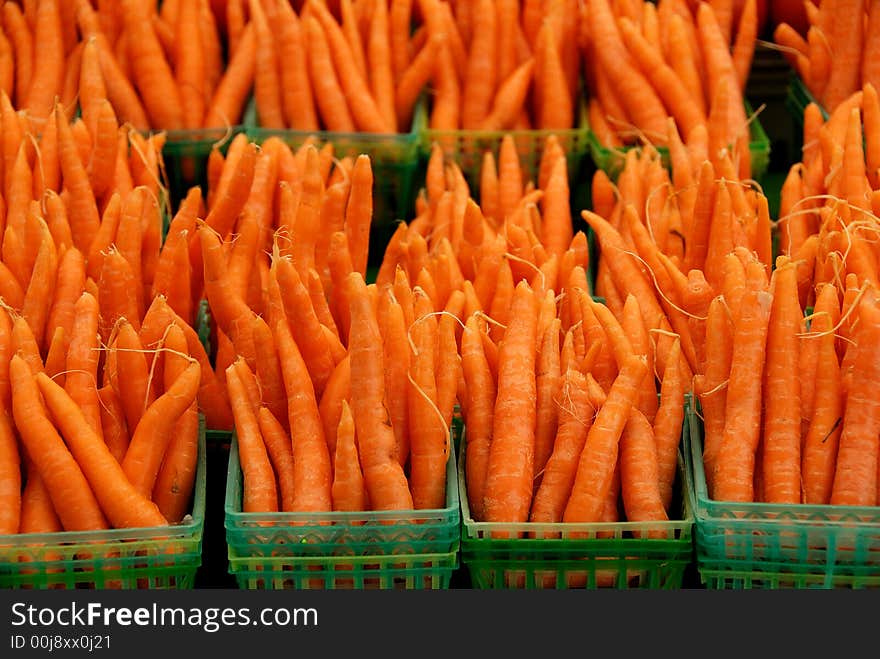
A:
10;353;108;531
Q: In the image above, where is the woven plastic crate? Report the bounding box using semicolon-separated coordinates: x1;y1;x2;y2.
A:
157;126;243;208
458;428;695;589
225;434;460;558
227;547;458;590
418;101;593;212
684;401;880;589
0;417;207;590
588;102;771;182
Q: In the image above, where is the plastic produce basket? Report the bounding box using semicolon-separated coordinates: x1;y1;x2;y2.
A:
685;401;880;589
156;126;243;208
457;429;695;589
587;102;771;182
418;101;593;214
224;434;461;589
0;417;207;590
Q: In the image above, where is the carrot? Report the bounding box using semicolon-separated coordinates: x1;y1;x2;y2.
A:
119;0;184;129
395;33;440;131
272;255;336;400
461;0;497;130
830;295;880;506
313;4;391;133
203;21;255;128
276;1;318;131
801;284;843;505
0;23;11;101
55;103;100;254
151;324;200;524
712;288;773;502
97;384;128;464
21;220;58;352
563;353;649;524
821;0;863;113
461;313;495;521
378;290;410;468
345;271;413;510
174;0;206;130
408;290;448;510
97;247;142;342
10;354;109;531
226;364;278;512
483;281;539;529
120;360;200;499
589;0;668;143
36;371;169;529
345;154;373;278
367;0;396;132
113;319;157;439
478;57;535;131
271;316;333;513
2;2;32;109
620;406;668;532
617;16;705;141
761;259;803;505
331;399;367;512
0;406;20;534
249;0;284;129
62;291;103;442
248;410;292;514
529;366;593;527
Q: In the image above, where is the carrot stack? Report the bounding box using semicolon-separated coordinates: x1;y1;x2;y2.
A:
584;0;758;180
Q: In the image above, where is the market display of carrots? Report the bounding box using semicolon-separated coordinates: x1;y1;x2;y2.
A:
3;0;880;595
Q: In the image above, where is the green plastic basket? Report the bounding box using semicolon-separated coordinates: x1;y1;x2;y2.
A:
685;401;880;589
225;435;461;587
457;427;695;589
587;102;772;182
227;547;459;590
156;126;243;209
417;100;593;214
0;417;207;590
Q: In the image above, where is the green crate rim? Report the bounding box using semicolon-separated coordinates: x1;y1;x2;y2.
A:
685;400;880;528
417;96;592;187
586;100;771;181
242;95;421;156
457;426;696;548
0;417;207;585
224;432;461;551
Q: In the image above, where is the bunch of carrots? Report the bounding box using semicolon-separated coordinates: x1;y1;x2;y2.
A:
777;85;880;303
698;252;880;508
587;143;772;384
584;0;758;180
369;135;687;530
0;296;203;536
232;0;417;134
0;65;229;538
418;0;581;133
197;138;453;512
0;0;249;132
773;0;880;115
375;134;585;316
